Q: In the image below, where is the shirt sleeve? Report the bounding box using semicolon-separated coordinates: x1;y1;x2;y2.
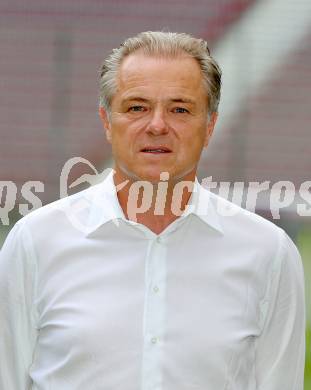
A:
255;229;306;390
0;221;38;389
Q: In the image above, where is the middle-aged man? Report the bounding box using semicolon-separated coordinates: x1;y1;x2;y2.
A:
0;31;305;389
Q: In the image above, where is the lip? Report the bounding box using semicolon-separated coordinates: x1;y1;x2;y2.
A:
140;146;172;154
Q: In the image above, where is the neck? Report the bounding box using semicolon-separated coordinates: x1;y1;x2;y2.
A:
113;171;195;234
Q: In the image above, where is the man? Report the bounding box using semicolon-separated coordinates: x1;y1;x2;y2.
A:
0;31;305;389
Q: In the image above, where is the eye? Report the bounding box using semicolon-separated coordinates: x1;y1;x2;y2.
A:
173;107;189;113
129;105;146;112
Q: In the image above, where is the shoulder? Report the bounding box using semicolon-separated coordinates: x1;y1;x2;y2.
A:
208;189;281;233
15;182;106;237
207;190;304;294
207;190;295;261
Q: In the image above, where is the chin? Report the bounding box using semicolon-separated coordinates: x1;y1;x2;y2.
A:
133;168;196;184
117;163;196;184
116;165;163;184
136;171;165;184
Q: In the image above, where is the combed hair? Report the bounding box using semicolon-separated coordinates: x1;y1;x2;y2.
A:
99;31;222;115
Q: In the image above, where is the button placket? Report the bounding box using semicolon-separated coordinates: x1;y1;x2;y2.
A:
141;237;167;390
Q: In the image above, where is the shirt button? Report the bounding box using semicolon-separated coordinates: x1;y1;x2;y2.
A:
156;236;161;243
153;286;159;293
151;337;158;344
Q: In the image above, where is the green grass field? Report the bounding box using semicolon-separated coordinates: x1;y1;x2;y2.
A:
298;227;311;389
306;327;311;389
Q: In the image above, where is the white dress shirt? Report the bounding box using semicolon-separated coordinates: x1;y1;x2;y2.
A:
0;171;305;389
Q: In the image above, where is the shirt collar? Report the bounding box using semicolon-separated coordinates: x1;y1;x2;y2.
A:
85;171;223;236
183;177;224;234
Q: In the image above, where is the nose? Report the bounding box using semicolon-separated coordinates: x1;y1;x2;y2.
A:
146;109;169;135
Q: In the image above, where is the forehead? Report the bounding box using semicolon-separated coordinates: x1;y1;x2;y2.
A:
116;53;205;96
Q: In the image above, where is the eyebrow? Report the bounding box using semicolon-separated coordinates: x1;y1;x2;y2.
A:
170;98;195;105
122;97;149;104
122;96;196;105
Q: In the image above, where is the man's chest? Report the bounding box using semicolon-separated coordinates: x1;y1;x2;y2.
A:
33;233;264;388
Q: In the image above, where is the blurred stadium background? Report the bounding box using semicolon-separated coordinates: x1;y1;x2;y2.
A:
0;0;310;386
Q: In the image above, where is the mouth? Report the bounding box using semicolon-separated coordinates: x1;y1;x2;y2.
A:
140;146;172;154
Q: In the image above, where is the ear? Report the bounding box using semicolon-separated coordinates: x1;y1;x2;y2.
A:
99;107;112;143
204;112;218;147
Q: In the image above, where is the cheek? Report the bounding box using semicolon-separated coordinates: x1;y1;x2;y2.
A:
117;115;149;129
113;118;145;140
180;128;206;150
110;129;137;159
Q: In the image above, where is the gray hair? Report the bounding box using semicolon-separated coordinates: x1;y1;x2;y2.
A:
99;31;222;115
